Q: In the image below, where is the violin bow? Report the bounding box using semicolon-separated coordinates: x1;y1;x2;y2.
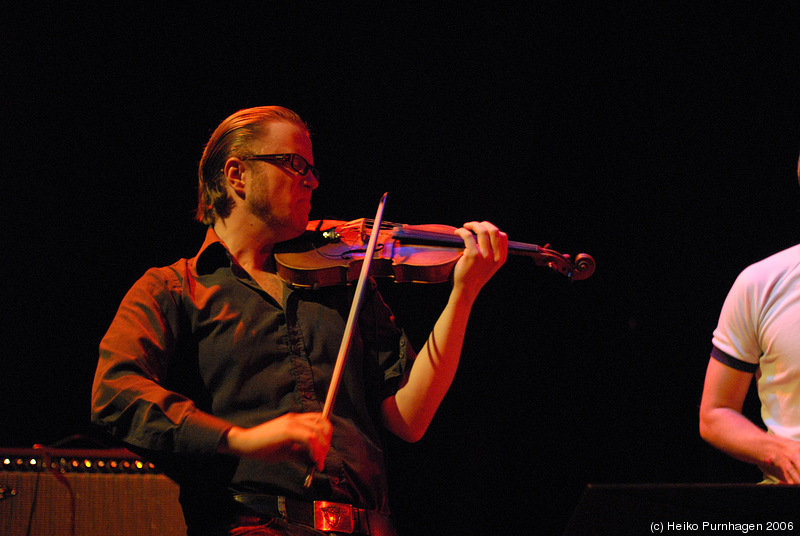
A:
303;192;389;490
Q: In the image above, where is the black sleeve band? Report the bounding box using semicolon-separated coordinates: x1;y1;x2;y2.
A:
710;346;758;373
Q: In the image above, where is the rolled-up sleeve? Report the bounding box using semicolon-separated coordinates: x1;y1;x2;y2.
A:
91;267;230;456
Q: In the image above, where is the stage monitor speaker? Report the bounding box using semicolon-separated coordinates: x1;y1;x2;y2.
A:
563;483;800;535
1;447;186;536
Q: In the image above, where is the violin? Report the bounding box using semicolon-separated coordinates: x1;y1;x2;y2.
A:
274;218;596;288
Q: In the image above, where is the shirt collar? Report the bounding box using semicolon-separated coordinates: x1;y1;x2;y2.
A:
194;227;233;275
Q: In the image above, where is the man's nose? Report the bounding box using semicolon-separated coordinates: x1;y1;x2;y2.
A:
302;172;319;190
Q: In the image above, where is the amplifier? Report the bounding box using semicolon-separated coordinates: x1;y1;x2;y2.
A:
0;447;186;536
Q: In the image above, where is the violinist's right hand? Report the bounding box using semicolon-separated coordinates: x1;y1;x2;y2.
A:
219;412;332;472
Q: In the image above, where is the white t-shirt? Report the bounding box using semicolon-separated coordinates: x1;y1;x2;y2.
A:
712;244;800;440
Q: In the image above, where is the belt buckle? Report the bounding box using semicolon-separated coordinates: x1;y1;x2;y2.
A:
313;501;355;533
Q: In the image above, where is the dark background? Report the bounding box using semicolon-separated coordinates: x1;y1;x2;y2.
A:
4;3;800;534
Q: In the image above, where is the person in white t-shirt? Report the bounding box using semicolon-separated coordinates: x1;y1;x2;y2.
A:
699;157;800;483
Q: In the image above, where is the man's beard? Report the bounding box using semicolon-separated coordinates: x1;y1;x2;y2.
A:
248;194;306;239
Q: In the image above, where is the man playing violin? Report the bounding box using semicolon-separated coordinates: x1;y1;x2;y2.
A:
91;106;507;535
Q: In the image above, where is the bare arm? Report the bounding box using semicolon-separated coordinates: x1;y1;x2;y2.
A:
381;221;508;442
699;357;800;482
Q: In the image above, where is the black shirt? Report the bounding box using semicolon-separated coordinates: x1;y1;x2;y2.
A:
91;228;414;526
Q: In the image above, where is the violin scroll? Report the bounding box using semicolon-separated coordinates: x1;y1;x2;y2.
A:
572;253;596;280
530;244;596;281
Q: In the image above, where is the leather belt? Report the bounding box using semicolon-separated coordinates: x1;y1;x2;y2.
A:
231;493;397;535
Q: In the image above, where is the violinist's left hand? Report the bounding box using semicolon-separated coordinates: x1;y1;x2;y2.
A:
451;221;508;301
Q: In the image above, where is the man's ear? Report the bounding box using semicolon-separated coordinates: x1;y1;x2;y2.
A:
223;157;247;197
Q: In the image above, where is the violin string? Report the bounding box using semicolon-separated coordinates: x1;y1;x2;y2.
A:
340;219;395;232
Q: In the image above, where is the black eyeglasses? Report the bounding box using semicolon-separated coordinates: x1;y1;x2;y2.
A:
243;153;320;182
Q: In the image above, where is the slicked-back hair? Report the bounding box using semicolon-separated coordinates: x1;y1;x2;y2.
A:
196;106;310;226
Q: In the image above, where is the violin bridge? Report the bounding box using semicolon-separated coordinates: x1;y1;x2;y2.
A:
357;218;368;242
